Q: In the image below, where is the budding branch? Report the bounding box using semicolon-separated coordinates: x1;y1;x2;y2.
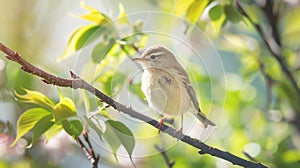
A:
0;42;267;168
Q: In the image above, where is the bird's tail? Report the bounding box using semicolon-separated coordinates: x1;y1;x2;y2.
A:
196;110;215;128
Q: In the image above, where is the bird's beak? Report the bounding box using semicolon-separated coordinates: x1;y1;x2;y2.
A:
132;57;144;62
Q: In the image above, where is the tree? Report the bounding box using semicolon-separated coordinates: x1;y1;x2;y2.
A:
0;0;299;167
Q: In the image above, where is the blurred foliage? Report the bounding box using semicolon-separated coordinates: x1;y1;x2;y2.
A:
1;0;300;168
12;89;82;146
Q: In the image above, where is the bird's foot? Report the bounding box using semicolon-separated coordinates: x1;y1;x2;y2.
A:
156;117;166;134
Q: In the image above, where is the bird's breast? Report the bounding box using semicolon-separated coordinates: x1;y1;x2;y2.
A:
141;69;191;116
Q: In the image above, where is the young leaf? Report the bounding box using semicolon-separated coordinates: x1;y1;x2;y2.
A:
103;121;121;161
186;0;209;24
62;119;83;139
224;4;243;23
79;0;111;24
11;108;52;146
98;72;127;96
53;97;77;122
173;0;195;16
84;116;103;141
209;5;223;21
209;5;226;34
117;3;129;25
104;120;135;161
91;38;115;63
31;115;54;144
118;33;148;55
45;123;63;141
15;89;55;110
58;25;103;62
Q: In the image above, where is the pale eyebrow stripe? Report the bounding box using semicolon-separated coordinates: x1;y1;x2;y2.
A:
149;52;164;56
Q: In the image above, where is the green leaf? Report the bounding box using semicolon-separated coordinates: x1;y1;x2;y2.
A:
44;123;63;141
31;115;54;144
104;120;135;161
209;5;226;34
209;5;223;21
224;4;243;23
97;109;114;119
58;25;103;62
62;119;83;139
241;4;260;24
280;6;300;48
84;116;103;141
129;82;145;100
11;108;52;146
103;121;121;161
118;33;148;55
15;89;55;110
98;72;127;96
91;38;115;63
53;97;77;122
277;80;300;112
133;20;144;33
186;0;209;24
240;54;259;79
74;26;102;50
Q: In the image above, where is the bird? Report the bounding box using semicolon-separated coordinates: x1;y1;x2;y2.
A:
133;45;215;133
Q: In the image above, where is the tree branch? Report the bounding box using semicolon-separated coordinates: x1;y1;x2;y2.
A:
154;144;175;168
235;1;300;103
77;130;100;168
0;42;267;168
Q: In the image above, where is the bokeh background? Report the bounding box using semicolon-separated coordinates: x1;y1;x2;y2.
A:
0;0;300;167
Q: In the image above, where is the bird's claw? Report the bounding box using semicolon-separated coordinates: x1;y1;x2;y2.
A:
157;118;165;134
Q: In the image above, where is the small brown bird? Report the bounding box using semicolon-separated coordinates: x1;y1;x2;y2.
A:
133;45;215;132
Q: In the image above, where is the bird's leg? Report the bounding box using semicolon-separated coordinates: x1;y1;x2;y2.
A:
158;114;174;124
157;115;167;134
176;113;183;140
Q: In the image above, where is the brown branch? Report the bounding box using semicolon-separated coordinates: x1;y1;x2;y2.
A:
83;130;100;168
261;0;281;47
77;132;100;168
0;42;267;168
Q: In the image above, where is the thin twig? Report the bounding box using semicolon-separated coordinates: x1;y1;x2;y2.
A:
0;42;267;168
154;144;175;168
77;130;100;168
83;130;100;167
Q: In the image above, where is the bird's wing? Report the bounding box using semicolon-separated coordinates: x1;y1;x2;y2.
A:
185;81;201;111
174;66;215;127
173;66;201;111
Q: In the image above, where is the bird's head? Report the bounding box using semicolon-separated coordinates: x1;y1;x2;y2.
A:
133;45;178;69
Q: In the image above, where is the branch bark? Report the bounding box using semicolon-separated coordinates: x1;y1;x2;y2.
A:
0;42;267;168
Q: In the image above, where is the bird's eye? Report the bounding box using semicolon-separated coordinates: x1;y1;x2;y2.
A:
150;55;157;60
